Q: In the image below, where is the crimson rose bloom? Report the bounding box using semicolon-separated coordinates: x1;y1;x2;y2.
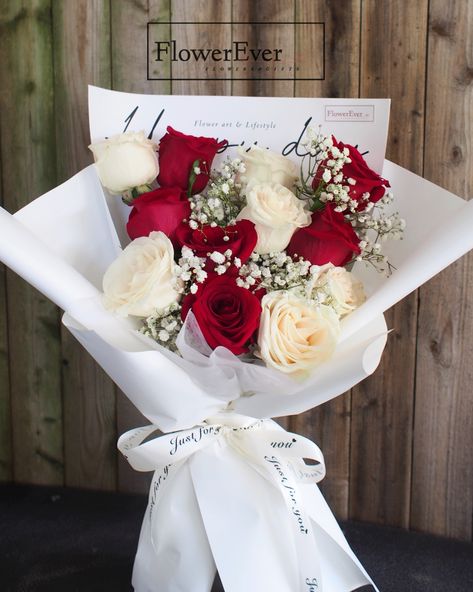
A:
181;275;262;355
175;219;257;264
313;137;390;209
158;126;227;194
287;205;360;266
127;187;190;244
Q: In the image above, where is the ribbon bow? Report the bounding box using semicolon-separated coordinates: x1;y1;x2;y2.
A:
118;413;374;592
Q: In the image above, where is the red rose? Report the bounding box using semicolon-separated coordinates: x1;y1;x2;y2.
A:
127;187;190;244
287;205;360;266
157;126;227;194
313;137;390;209
181;275;261;355
175;220;257;264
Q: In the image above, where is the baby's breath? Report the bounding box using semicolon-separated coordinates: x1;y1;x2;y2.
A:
346;192;406;275
174;246;208;293
297;126;405;275
296;128;352;210
189;158;246;227
141;303;183;352
238;251;317;293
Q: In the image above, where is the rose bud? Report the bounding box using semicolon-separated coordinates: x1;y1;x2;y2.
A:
287;205;361;267
158;126;227;194
127;187;191;245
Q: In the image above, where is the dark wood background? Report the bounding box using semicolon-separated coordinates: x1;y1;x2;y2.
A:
0;0;471;541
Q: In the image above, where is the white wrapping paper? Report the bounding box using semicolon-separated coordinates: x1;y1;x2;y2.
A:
5;159;472;426
0;91;472;591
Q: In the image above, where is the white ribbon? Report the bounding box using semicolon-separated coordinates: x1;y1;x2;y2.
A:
118;413;376;592
118;413;325;591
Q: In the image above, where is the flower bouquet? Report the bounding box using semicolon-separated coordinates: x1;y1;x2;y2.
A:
0;88;472;592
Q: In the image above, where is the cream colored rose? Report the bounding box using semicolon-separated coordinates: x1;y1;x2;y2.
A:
258;291;340;375
238;146;298;192
89;131;159;194
237;182;311;254
309;264;366;318
102;231;180;317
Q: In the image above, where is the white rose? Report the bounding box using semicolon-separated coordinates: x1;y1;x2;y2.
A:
309;264;366;318
237;183;311;254
238;146;298;192
89;131;159;194
102;231;180;317
258;291;340;375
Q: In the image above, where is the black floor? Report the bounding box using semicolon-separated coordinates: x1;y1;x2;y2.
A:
1;484;472;591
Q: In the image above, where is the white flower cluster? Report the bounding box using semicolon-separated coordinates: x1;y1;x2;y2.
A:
318;181;359;214
237;251;316;292
189;158;246;227
209;248;238;275
318;178;359;214
174;246;208;295
315;149;358;215
140;302;183;352
298;127;359;215
175;244;243;294
301;126;333;160
318;145;352;185
347;192;406;274
237;253;366;321
298;127;406;274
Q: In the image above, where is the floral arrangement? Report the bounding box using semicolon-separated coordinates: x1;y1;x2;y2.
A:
2;88;472;592
90;126;404;377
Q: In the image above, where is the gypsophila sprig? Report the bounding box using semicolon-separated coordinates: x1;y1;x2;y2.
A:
189;158;246;227
175;246;208;295
140;302;183;352
297;126;354;213
346;192;406;274
238;251;317;293
295;125;405;275
209;248;235;275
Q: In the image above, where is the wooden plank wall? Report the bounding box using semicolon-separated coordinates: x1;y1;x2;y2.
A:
349;0;427;529
0;0;471;541
412;0;473;540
